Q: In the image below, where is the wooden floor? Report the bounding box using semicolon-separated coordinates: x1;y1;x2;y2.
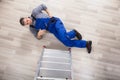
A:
0;0;120;80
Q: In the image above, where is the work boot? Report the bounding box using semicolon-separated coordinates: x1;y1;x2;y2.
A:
74;29;82;40
86;41;92;54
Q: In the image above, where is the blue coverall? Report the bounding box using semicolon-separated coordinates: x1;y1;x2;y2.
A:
35;17;87;48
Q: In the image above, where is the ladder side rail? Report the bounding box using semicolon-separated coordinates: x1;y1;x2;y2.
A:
69;48;73;80
34;46;45;80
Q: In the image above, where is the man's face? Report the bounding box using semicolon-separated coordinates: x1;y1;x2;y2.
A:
23;18;32;26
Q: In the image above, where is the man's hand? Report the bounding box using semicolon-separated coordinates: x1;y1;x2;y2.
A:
37;35;43;40
45;9;52;18
37;30;47;40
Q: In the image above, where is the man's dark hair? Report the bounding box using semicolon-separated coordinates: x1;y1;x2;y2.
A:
19;18;25;26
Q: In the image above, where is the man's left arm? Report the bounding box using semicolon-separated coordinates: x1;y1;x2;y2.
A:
37;30;47;40
34;4;52;18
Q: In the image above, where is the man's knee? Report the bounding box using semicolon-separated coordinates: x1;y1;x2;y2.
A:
60;39;73;47
63;42;73;47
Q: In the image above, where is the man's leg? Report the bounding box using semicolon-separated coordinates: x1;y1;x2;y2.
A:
56;29;87;48
66;30;76;39
54;18;86;48
73;29;82;40
67;29;82;40
54;18;92;53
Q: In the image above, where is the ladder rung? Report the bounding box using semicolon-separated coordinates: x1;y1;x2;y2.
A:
40;61;71;70
40;61;71;64
37;77;67;80
39;68;71;79
40;68;71;71
43;52;70;58
42;56;70;63
43;55;70;59
44;49;69;53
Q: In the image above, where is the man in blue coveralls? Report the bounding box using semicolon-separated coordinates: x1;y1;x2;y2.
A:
19;4;92;53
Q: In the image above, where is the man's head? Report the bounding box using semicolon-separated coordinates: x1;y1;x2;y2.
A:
19;17;32;26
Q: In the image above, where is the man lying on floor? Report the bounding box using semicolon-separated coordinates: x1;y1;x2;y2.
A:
19;4;92;53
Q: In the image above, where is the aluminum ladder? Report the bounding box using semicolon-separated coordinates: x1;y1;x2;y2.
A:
34;46;73;80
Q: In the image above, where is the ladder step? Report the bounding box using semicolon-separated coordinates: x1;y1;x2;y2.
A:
44;49;69;53
37;77;67;80
39;68;71;79
43;52;70;58
42;56;70;63
40;61;71;70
